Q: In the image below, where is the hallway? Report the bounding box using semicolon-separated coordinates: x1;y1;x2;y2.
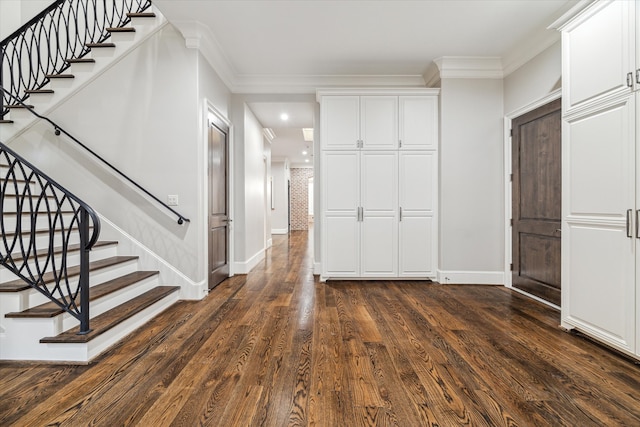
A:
1;231;640;426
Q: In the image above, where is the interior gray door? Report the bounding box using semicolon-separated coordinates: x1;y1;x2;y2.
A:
208;118;229;289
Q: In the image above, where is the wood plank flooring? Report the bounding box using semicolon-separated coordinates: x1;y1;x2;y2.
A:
1;230;640;426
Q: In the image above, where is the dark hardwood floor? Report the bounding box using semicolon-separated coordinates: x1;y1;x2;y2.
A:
1;230;640;426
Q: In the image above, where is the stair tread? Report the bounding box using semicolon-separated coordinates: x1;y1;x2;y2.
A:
46;74;74;79
127;12;156;17
6;270;159;318
9;240;118;263
0;120;14;124
40;286;179;343
66;58;95;63
0;255;138;292
25;89;54;94
86;42;116;48
107;27;135;32
8;104;34;109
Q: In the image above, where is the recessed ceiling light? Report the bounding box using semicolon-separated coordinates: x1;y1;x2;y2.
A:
280;113;289;121
305;158;310;163
302;150;308;155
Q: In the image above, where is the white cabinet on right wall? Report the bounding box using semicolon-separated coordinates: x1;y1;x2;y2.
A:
557;0;640;359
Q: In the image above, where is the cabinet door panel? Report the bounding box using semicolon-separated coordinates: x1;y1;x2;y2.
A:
399;96;438;150
399;152;435;214
321;96;360;149
361;216;397;276
564;223;635;352
323;151;359;213
564;0;633;109
565;99;634;219
361;151;397;214
361;96;398;150
399;216;434;277
324;216;359;276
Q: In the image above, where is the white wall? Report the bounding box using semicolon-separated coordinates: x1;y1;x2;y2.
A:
263;137;272;247
439;78;504;284
0;0;51;39
7;24;231;297
504;41;561;114
229;100;268;272
271;160;290;234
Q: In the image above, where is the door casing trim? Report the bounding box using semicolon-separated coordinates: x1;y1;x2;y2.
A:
204;99;234;289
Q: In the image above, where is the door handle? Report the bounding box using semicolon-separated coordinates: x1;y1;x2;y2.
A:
399;207;403;221
636;210;639;239
636;69;640;85
627;72;634;88
627;209;633;238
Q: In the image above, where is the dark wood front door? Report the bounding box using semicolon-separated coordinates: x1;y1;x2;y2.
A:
208;117;229;290
512;99;561;305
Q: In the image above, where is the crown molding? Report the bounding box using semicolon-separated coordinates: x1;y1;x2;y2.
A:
434;56;504;79
548;0;597;30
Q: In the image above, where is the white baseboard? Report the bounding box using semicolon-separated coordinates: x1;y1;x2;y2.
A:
271;228;289;235
313;262;322;275
437;270;505;285
234;248;265;274
266;238;273;248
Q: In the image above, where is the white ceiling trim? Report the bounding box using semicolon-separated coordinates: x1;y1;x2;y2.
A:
173;20;426;93
434;57;504;79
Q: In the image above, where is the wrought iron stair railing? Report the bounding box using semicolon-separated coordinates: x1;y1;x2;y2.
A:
0;140;100;334
1;0;153;119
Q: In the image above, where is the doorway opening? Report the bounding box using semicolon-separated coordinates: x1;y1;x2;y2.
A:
509;97;561;306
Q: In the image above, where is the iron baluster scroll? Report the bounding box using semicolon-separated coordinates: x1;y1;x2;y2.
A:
0;141;100;334
0;0;153;119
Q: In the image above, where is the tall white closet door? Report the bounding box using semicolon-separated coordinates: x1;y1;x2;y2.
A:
564;0;634;109
321;96;360;150
360;96;398;150
562;97;636;352
399;96;438;150
399;152;436;276
361;151;398;276
322;151;360;276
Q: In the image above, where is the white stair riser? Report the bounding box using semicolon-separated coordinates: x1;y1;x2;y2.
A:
107;32;137;44
0;181;36;192
48;78;75;91
0;316;63;360
1;213;80;230
0;291;177;362
0;243;117;282
65;61;97;75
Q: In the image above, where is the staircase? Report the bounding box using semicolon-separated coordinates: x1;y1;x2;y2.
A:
0;2;183;363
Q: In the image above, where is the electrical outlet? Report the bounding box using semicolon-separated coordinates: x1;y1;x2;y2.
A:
167;195;179;206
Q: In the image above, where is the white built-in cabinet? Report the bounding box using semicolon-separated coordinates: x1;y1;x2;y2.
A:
558;0;640;359
318;89;439;280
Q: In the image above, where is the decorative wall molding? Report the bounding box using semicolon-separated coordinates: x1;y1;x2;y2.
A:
434;56;504;79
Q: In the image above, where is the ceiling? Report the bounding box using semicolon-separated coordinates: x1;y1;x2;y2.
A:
154;0;579;166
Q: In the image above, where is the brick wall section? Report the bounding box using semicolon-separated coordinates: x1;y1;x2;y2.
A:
290;168;313;230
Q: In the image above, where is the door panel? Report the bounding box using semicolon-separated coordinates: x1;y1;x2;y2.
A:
361;151;397;213
361;96;397;150
361;216;397;276
208;119;229;289
321;96;360;149
324;216;359;276
399;96;438;150
399;216;433;277
512;99;561;304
